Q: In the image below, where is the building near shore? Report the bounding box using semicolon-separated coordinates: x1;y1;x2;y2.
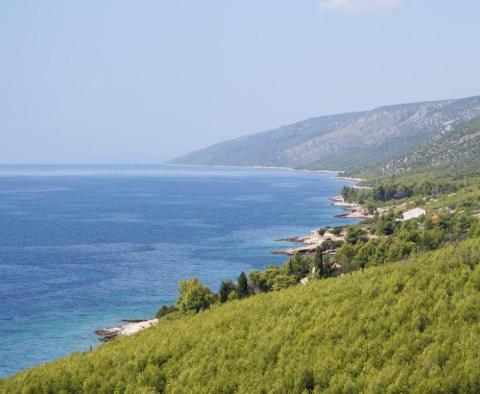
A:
401;207;426;221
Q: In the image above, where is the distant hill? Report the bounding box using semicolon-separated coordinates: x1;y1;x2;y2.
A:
381;117;480;176
170;95;480;171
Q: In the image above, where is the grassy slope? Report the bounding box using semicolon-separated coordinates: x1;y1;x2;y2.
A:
3;238;480;393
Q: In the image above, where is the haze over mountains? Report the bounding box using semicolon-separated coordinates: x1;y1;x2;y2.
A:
170;95;480;172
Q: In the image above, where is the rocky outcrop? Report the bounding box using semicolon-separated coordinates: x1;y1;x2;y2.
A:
95;319;158;342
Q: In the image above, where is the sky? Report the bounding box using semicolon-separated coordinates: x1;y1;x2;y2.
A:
1;0;480;163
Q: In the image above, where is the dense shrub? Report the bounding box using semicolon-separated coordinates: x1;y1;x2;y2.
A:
156;305;177;319
175;278;215;313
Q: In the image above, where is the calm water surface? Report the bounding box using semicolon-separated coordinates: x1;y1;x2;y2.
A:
0;164;357;377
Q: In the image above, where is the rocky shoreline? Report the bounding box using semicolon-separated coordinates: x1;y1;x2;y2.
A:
271;194;369;255
95;318;158;342
330;195;373;219
272;227;345;255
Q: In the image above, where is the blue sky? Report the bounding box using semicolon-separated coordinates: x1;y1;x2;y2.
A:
1;0;479;163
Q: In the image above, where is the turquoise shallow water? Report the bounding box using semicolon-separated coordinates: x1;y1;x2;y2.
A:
0;164;357;377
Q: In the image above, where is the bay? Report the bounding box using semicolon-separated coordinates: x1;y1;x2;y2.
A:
0;164;357;377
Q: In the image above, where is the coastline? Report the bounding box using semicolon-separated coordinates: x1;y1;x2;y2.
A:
165;163;365;184
271;193;369;255
95;165;364;340
96;319;158;342
335;175;365;182
165;162;341;175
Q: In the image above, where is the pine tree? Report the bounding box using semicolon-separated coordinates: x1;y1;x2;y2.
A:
314;248;324;278
287;259;294;276
237;271;249;299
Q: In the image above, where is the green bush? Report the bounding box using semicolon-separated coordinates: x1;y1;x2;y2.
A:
218;279;236;303
156;305;177;319
175;278;215;313
331;226;343;236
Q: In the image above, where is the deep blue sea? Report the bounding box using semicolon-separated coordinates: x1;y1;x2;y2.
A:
0;164;357;377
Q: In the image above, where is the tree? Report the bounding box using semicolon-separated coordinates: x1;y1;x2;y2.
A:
452;214;471;239
218;279;235;303
365;199;377;215
285;254;311;281
321;238;344;251
345;227;368;245
249;270;269;293
286;259;294;276
156;304;177;318
315;248;326;278
263;266;282;291
335;243;356;272
438;215;452;231
386;240;415;262
376;213;396;236
237;271;249;299
175;278;215;313
332;227;343;236
355;241;377;271
270;274;298;291
420;228;444;250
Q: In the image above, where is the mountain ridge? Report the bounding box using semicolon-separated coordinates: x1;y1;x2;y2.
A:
170;95;480;171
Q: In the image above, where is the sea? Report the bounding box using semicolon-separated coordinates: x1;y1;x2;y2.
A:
0;164;357;377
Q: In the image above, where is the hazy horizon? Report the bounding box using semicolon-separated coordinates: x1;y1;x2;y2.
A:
2;1;480;163
1;92;480;166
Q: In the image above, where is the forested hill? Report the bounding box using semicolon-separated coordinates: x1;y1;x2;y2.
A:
380;117;480;177
3;238;480;393
170;95;480;171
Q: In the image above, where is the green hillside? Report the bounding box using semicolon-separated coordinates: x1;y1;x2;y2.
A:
3;237;480;393
381;117;480;177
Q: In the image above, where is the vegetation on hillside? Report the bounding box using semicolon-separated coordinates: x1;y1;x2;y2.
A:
341;179;460;205
382;117;480;176
3;155;480;392
2;237;480;393
152;203;479;322
4;108;480;392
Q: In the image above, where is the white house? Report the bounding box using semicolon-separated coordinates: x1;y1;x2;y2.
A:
401;207;426;221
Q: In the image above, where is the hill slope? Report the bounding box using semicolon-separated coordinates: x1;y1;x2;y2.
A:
3;238;480;393
170;95;480;171
381;117;480;176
